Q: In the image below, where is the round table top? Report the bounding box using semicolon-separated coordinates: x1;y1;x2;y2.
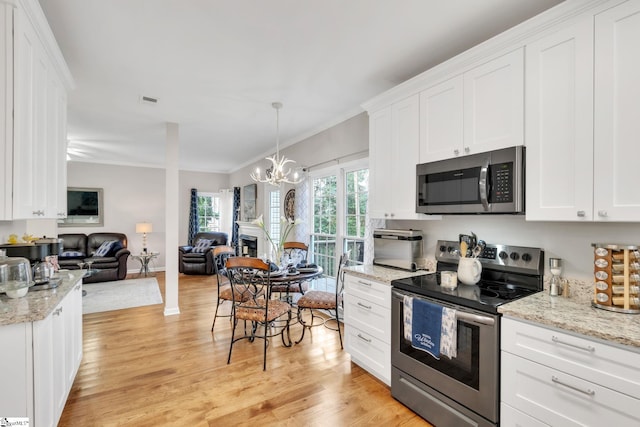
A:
267;266;324;283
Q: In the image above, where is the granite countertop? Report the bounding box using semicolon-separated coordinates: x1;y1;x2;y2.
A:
344;263;434;284
499;290;640;350
0;270;84;326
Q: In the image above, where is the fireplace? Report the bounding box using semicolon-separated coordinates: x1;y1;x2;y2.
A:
239;234;258;257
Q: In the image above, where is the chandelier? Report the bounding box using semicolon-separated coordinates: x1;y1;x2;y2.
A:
250;102;303;186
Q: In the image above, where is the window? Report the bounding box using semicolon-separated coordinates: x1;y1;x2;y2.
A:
309;160;368;281
197;193;221;232
268;189;281;243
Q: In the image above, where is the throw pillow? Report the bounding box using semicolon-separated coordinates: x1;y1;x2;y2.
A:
192;239;212;253
108;241;123;256
94;240;116;257
60;250;85;258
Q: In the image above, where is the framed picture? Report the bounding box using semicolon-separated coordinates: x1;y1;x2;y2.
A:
243;184;257;221
58;187;104;227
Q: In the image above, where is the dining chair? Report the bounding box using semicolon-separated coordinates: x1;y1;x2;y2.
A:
271;241;310;302
295;252;350;348
210;245;241;331
226;257;292;370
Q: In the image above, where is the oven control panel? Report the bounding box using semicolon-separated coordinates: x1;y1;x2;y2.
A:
436;240;544;275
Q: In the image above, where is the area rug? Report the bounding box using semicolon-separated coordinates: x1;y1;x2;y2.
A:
82;278;163;314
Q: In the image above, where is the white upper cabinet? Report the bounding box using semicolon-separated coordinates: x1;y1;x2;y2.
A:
463;48;524;155
370;95;425;220
593;0;640;221
525;16;594;221
0;3;12;220
419;48;524;163
8;0;71;220
419;76;464;163
527;1;640;222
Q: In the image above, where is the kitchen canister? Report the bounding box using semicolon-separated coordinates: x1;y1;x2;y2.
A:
592;243;640;314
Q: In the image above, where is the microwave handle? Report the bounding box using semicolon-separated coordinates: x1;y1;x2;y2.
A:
479;161;489;211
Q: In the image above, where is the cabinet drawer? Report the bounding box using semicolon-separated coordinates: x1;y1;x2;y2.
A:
502;317;640;399
344;273;390;308
345;325;390;385
502;351;640;426
500;403;548;426
343;293;390;344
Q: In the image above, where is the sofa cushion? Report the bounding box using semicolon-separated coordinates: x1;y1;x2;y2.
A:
94;240;118;257
192;239;212;253
60;250;85;258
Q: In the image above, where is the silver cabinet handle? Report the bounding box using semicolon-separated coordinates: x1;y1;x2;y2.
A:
551;335;595;353
357;302;372;310
453;149;460;155
598;210;608;217
384;213;389;217
464;146;470;153
357;333;372;343
551;376;595;396
53;307;63;316
74;284;82;291
32;210;44;216
357;280;372;287
577;210;586;217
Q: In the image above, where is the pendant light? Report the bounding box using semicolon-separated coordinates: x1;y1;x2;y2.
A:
250;102;303;186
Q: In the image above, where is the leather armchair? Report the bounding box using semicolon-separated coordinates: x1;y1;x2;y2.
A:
58;232;131;283
179;232;229;275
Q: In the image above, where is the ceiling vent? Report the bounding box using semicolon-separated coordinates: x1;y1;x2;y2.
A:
139;95;159;105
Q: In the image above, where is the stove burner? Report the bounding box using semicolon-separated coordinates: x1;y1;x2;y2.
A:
480;288;500;298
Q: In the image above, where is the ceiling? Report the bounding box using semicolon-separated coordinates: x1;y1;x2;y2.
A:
38;0;564;173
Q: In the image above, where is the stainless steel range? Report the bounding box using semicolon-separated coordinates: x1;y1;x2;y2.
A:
390;240;544;427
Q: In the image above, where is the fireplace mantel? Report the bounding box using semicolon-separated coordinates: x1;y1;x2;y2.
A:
237;221;268;257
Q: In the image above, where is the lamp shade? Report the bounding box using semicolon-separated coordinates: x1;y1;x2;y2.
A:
136;222;153;234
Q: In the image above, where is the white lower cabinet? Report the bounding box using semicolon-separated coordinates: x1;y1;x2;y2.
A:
501;317;640;426
0;281;83;426
344;273;391;385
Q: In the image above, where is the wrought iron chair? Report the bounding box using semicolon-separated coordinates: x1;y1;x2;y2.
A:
226;257;292;370
271;241;310;302
295;252;350;348
210;245;242;331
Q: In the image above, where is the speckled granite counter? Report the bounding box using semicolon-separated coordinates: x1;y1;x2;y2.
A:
0;270;84;326
499;291;640;350
344;264;432;284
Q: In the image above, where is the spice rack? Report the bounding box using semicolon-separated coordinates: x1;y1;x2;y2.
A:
592;243;640;314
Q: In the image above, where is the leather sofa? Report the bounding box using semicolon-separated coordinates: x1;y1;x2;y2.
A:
58;232;131;283
179;232;229;274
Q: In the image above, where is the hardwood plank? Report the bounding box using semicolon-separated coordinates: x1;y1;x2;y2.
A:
59;272;431;426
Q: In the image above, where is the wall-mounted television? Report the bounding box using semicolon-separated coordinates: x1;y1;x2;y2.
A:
57;187;104;227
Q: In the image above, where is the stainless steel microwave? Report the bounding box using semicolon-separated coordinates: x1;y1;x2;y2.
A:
416;146;525;214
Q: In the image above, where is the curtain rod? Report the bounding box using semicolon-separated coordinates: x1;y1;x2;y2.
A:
304;149;368;172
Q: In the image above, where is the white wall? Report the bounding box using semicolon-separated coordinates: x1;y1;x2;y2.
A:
388;216;640;282
64;162;228;272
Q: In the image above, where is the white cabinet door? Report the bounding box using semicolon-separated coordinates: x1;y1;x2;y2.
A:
13;6;50;219
0;3;12;220
419;76;464;162
368;107;392;219
525;17;594;221
33;303;65;427
463;48;524;155
0;323;31;418
48;72;68;219
65;282;83;385
369;95;423;220
593;1;640;221
389;94;420;219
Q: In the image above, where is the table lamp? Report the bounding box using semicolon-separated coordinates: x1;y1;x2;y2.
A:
135;222;153;253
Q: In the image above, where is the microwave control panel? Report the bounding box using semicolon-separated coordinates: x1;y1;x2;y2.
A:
491;162;513;203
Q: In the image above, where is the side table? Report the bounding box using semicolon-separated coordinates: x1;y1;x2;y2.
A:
133;252;159;277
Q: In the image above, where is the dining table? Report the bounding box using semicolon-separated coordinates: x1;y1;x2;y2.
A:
267;266;324;299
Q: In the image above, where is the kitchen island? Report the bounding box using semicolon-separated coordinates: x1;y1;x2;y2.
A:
0;270;84;426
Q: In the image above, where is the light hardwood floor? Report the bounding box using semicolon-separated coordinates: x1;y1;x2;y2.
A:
59;272;431;426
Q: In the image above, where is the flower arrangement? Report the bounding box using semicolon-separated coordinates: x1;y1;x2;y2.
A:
252;214;303;264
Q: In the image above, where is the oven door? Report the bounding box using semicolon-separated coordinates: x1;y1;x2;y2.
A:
391;289;500;426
